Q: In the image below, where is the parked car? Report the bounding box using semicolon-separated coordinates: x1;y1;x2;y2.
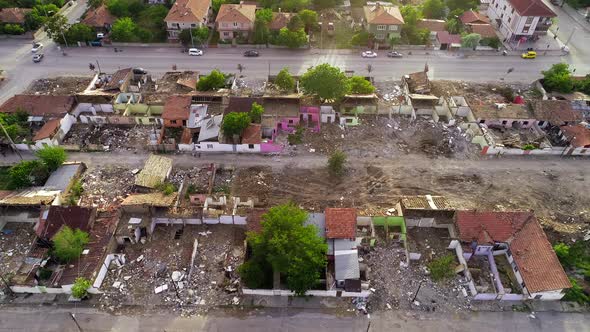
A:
31;42;43;53
188;48;203;56
32;53;44;63
243;50;259;57
361;51;377;58
132;68;147;75
521;51;536;59
97;33;104;39
387;51;403;58
90;40;102;47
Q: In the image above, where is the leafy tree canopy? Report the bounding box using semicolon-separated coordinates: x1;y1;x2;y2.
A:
542;63;574;93
222;112;251;137
71;277;92;299
287;14;304;31
256;8;273;24
348;76;375;94
461;33;481;49
111;17;138;42
300;63;349;100
36;146;67;172
44;14;68;42
275;67;295;92
250;102;264;124
52;226;90;263
65;23;95;43
197;69;227;91
298;9;318;32
422;0;446;19
276;27;307;48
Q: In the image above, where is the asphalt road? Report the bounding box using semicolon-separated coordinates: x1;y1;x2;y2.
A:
0;307;588;332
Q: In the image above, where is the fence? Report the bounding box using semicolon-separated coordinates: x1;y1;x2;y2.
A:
242;288;371;298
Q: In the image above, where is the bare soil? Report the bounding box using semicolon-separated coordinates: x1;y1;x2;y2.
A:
24;76;92;95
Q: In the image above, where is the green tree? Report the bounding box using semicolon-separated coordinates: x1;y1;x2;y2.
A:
111;17;138;42
327;150;346;176
348;76;375;94
445;18;462;34
575;75;590;95
222;112;251;137
275;67;295;92
563;278;590;304
313;0;341;10
481;36;500;49
250;102;264;123
52;226;89;263
197;69;227;91
8;160;48;189
253;18;270;44
351;30;370;46
300;63;349;101
400;6;430;45
287;15;304;31
389;36;401;47
256;8;273;24
44;14;68;42
542;63;575;93
298;9;318;33
3;24;26;35
65;23;95;43
179;26;209;46
0;111;28;141
71;277;91;299
461;33;481;49
36;146;67;172
240;203;327;295
422;0;446;19
276;27;307;48
447;0;478;11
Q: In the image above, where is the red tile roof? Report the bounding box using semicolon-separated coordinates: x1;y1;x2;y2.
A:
469;24;497;38
510;218;571;292
0;95;75;117
456;211;571;293
325;208;356;239
269;12;295;30
216;4;256;25
416;19;446;32
532;100;582;125
560;125;590;148
460;10;490;24
363;4;404;25
82;4;115;27
165;0;211;23
37;206;95;239
436;31;461;45
242;123;261;144
163;95;192;120
33;118;60;141
508;0;556;17
0;8;32;24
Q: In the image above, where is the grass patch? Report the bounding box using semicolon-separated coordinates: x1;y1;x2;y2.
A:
155;182;177;196
427;254;456;281
214;184;231;195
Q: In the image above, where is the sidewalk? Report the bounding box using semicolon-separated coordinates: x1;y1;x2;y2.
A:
560;4;590;33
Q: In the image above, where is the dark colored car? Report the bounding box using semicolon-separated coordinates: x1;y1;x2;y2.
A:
387;51;403;58
132;67;147;75
243;50;259;57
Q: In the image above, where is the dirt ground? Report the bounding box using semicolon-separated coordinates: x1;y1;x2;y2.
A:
24;76;92;95
299;116;478;160
99;225;245;315
0;223;36;276
63;124;152;152
430;80;538;104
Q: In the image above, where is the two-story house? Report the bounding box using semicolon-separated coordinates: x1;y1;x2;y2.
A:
164;0;212;40
216;3;256;41
362;3;405;43
486;0;556;42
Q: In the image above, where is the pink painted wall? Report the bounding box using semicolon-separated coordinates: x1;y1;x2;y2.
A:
276;117;300;134
261;142;283;153
300;106;321;132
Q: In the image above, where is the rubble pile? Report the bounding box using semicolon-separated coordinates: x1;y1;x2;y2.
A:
212;168;234;194
168;166;212;193
63;125;151;151
80;166;134;209
374;80;403;103
0;224;36;275
231;167;275;205
25;77;92;95
363;243;472;314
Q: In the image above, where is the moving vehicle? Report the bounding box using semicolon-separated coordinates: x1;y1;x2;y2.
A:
188;48;203;56
521;51;536;59
33;53;44;63
243;50;259;57
387;51;403;58
31;42;43;53
132;68;147;75
361;51;377;58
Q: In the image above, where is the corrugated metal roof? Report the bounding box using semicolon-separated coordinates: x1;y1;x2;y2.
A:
334;249;360;280
305;213;326;239
334;238;357;251
135;154;173;188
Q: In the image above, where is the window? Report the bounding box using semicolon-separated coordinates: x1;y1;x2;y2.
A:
511;261;518;272
538;120;545;126
248;144;254;149
376;34;384;39
346;118;353;123
522;27;529;33
377;25;386;30
526;17;534;24
501;14;504;19
223;32;230;36
288;119;293;124
502;120;508;125
171;120;177;124
207;144;213;149
233;22;238;27
191;24;196;28
389;25;398;31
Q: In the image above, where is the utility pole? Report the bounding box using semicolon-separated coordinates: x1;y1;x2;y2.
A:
189;26;194;48
95;59;102;74
0;121;23;160
268;61;271;78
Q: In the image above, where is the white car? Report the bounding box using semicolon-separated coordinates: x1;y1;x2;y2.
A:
188;48;203;56
361;51;377;58
97;33;104;39
31;42;43;53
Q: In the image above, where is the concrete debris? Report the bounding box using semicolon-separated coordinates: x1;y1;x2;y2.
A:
80;165;134;209
155;284;168;294
63;124;152;152
171;271;184;282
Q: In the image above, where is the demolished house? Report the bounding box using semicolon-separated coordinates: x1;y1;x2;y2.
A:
325;208;362;292
449;211;571;301
134;154;173;192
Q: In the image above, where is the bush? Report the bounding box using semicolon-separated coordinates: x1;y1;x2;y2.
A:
222;112;251;137
52;226;89;263
249;102;264;124
542;63;574;93
563;278;590;304
71;277;92;299
36;146;67;172
156;182;176;195
238;260;272;289
275;67;295;92
3;24;25;35
275;27;307;48
327;150;346;177
197;69;227;91
427;254;456;281
287;126;304;145
348;76;375;94
8;160;48;189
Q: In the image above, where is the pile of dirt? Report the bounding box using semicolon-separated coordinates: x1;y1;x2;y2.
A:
25;77;92;95
231;167;275;206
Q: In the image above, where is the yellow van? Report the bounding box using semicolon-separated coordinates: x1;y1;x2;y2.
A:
521;51;537;59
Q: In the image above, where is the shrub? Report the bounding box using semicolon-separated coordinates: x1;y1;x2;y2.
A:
562;278;590;304
197;69;227;91
275;67;295;92
348;76;375;94
249;102;264;124
287;126;304;145
222;112;251;137
36;146;67;172
327;150;346;177
156;182;176;195
427;254;456;281
52;226;89;263
71;277;92;299
8;160;48;189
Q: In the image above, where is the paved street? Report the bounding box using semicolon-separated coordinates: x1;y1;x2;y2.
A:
0;306;588;332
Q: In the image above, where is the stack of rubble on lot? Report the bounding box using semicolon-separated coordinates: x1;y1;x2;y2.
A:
24;77;93;95
168;166;213;194
80;166;135;209
63;125;152;152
